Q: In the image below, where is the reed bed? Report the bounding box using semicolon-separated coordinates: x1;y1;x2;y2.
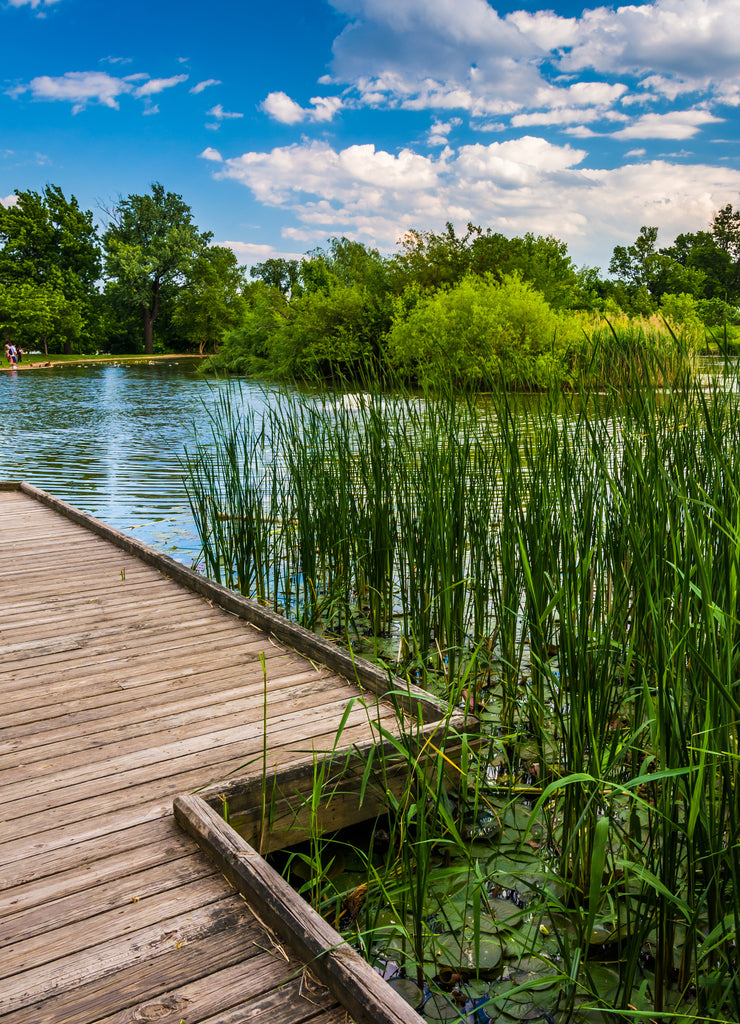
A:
186;352;740;1022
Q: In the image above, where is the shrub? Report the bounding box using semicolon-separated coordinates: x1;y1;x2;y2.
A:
385;273;581;388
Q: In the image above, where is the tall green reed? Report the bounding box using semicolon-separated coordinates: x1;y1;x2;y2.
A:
187;342;740;1020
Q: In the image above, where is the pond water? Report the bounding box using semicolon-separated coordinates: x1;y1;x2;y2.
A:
0;361;280;566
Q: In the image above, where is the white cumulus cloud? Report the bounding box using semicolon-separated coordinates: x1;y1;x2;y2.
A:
313;0;740;143
199;147;223;162
133;74;188;98
206;103;243;120
262;91;343;124
207;135;740;268
190;79;221;94
612;108;723;140
8;69;189;113
13;71;131;112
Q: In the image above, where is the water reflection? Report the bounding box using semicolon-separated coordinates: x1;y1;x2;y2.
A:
0;362;278;565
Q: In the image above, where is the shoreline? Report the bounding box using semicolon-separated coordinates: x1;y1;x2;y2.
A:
1;353;204;372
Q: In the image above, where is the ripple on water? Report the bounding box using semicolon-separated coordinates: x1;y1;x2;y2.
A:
0;362;280;566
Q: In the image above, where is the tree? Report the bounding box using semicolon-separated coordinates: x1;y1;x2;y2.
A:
711;204;740;301
609;226;660;290
467;230;578;308
609;226;706;308
392;222;478;290
250;257;301;296
102;183;210;354
711;204;740;260
0;185;101;352
172;245;246;354
213;281;290;373
0;279;84;355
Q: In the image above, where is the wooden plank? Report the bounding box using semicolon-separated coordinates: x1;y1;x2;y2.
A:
1;615;251;669
0;694;387;811
87;955;324;1024
1;632;286;701
0;715;396;866
174;794;425;1024
0;897;254;1016
0;652;323;733
1;853;218;945
191;976;342;1024
0;818;184;892
16;482;446;722
0;874;237;981
8;592;205;638
0;665;336;760
0;685;367;788
2;929;296;1024
0;825;197;917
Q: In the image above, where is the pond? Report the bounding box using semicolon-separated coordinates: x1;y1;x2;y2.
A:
0;361;281;565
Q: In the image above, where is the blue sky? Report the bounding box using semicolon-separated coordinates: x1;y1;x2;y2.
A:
2;0;739;271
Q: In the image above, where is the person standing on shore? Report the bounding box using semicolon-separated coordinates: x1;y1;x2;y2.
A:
8;343;17;367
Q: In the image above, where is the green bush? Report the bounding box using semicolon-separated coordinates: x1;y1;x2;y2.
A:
206;282;287;374
385;273;581;388
273;281;390;379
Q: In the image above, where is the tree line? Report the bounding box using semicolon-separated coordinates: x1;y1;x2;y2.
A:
1;181;738;379
0;182;244;357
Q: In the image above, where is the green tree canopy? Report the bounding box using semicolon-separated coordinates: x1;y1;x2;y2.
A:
0;185;101;352
386;274;581;389
102;183;210;354
250;257;302;296
172;245;246;354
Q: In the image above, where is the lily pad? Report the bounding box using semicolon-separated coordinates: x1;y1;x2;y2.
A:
422;992;464;1021
432;933;465;969
513;955;559;992
487;898;525;926
489;984;547;1022
387;977;424;1009
460;936;504;976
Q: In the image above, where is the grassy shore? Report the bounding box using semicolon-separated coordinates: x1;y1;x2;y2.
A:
0;352;203;371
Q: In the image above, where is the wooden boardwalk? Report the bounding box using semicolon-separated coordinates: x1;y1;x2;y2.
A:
0;484;443;1024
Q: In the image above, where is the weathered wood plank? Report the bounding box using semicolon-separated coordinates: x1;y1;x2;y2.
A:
1;632;287;700
0;666;337;760
174;794;425;1024
0;897;254;1016
191;976;343;1024
0;874;236;981
0;824;196;916
0;715;396;866
0;818;184;893
16;481;446;721
0;696;389;811
0;484;465;1024
1;853;217;945
87;955;320;1024
2;929;288;1024
0;655;326;736
1;616;251;669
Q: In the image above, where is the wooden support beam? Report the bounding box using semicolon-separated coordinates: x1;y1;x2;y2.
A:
174;793;426;1024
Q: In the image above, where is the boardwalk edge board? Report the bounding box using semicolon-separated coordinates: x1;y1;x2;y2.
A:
1;480;445;722
191;720;468;853
173;792;426;1024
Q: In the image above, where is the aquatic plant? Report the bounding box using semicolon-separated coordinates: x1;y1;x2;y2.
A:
189;343;740;1021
